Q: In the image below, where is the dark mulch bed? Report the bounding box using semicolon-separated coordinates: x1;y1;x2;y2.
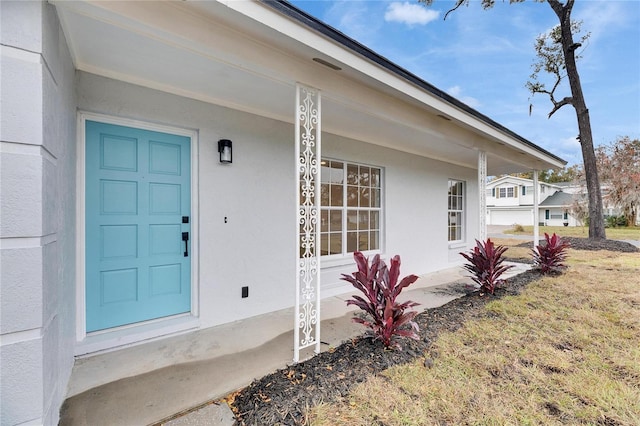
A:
230;238;637;426
537;237;639;253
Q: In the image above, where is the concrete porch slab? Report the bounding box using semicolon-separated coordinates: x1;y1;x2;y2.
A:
59;263;529;425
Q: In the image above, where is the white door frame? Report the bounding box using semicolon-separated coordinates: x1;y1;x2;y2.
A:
75;111;200;354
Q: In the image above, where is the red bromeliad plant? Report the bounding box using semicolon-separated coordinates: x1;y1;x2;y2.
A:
532;233;571;274
460;239;514;295
341;252;420;349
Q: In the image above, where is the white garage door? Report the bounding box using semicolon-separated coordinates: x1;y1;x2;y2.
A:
489;209;533;226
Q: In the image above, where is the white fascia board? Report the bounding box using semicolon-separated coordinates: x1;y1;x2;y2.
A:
487;176;534;186
221;1;564;168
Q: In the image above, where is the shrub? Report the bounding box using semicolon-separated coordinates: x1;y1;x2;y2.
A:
341;252;420;349
460;239;514;295
513;223;525;233
607;215;629;228
532;232;570;274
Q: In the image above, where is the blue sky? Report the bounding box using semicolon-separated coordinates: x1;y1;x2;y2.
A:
289;0;640;167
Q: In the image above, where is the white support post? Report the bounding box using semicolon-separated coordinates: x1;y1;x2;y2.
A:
533;170;540;248
478;151;487;241
294;83;321;363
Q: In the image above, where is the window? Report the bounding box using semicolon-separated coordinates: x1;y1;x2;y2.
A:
448;180;465;242
318;160;382;256
522;186;526;196
545;209;550;220
498;186;515;198
507;187;515;198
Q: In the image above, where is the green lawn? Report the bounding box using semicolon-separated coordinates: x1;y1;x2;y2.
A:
310;247;640;425
504;225;640;240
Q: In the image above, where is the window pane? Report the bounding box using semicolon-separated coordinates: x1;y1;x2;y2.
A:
347;185;358;207
370;211;379;230
360;166;370;186
370;230;379;250
359;187;370;207
321;162;331;183
359;211;369;231
330;184;343;206
320;233;329;256
330;210;342;232
449;212;457;226
347;231;357;253
320;209;328;232
371;189;381;207
358;231;369;251
321;183;329;206
347;164;359;185
330;233;342;255
347;210;358;230
371;168;380;188
329;161;344;184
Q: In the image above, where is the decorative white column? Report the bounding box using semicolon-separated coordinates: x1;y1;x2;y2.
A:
478;150;487;241
294;83;321;363
533;170;540;247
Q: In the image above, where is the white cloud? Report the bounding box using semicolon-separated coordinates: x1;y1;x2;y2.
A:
384;2;439;26
324;1;381;45
447;85;481;109
447;85;462;97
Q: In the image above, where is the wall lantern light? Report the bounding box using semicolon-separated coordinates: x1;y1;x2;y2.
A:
218;139;232;164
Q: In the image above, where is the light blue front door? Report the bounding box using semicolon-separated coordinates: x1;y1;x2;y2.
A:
85;120;191;332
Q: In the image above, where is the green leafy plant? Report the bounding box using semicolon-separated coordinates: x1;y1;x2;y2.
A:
460;239;514;295
341;252;420;349
532;233;571;274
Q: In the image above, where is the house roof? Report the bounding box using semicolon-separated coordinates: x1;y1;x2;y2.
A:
264;0;565;166
539;191;575;207
487;175;562;189
53;0;566;174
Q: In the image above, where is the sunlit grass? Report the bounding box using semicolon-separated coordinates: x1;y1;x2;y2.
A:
309;249;640;425
504;225;640;240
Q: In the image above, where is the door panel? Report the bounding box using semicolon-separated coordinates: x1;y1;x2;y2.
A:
85;120;191;332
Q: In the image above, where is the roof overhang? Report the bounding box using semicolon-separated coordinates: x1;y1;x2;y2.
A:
52;0;566;175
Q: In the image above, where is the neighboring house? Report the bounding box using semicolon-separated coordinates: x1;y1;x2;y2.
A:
539;191;579;226
0;1;565;424
486;176;579;226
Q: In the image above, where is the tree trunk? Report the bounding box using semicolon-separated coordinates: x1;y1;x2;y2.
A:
549;0;606;239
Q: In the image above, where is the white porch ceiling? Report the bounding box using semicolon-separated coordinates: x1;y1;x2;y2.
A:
53;0;565;175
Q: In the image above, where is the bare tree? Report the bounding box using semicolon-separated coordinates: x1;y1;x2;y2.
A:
596;137;640;226
419;0;606;239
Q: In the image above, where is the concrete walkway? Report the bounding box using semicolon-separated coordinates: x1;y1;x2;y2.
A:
60;262;530;426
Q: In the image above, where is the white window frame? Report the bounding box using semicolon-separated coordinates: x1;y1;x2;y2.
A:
319;158;383;259
448;179;465;243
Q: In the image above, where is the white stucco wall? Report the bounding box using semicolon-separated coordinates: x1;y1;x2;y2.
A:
0;2;77;425
76;72;479;330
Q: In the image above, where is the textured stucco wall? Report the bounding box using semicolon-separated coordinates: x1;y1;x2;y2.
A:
77;72;478;328
0;1;77;425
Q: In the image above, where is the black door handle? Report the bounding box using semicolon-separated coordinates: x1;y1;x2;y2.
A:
182;232;189;257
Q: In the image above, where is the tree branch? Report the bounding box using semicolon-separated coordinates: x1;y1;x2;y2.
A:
548;96;573;118
444;0;466;20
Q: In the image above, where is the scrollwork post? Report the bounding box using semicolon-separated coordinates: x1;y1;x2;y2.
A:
294;84;321;363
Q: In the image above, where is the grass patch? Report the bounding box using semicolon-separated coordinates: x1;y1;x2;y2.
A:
309;249;640;425
504;225;640;240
